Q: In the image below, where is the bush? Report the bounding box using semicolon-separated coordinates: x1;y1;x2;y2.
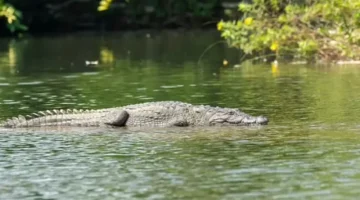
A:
0;0;26;32
218;0;360;63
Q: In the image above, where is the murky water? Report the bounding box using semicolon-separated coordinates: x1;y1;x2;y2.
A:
1;31;360;199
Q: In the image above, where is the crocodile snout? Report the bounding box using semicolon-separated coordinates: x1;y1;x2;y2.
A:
256;116;269;125
241;115;269;125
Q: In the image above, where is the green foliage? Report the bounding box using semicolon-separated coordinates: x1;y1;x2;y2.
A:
98;0;219;27
0;0;27;32
218;0;360;62
1;0;221;34
0;3;26;33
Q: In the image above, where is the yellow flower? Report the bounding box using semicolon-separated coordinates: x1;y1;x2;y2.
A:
0;6;17;24
217;21;224;31
244;17;253;26
270;41;279;51
98;0;111;11
6;6;15;15
98;5;108;11
7;15;16;24
100;1;108;6
97;6;106;11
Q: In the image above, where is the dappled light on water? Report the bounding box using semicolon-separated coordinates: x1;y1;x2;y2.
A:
1;125;360;199
0;32;360;199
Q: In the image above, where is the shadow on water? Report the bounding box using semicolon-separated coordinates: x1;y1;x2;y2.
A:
1;31;360;199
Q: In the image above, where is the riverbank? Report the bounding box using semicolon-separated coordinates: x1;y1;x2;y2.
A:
0;0;240;36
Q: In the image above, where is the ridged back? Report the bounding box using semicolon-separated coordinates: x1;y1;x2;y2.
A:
1;109;99;127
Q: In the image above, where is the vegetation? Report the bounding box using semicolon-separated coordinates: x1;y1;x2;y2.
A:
0;0;222;34
0;0;26;32
98;0;114;12
218;0;360;63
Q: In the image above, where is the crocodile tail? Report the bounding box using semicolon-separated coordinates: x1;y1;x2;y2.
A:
2;115;27;128
1;109;95;128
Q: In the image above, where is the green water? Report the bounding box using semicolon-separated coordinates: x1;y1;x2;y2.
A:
1;31;360;199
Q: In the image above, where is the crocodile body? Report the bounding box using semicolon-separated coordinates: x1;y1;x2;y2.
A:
1;101;268;128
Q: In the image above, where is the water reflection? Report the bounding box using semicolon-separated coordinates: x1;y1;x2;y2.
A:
0;40;17;75
99;47;115;65
0;31;360;199
7;42;16;68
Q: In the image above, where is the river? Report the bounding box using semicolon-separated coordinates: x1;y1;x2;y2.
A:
1;31;360;199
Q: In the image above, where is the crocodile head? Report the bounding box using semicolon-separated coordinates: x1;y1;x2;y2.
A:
208;108;268;126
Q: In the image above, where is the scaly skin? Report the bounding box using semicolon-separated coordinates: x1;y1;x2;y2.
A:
1;101;268;128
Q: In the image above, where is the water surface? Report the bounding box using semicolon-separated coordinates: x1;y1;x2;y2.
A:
1;31;360;199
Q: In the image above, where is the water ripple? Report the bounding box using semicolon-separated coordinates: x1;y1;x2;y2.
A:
17;81;43;86
160;85;184;89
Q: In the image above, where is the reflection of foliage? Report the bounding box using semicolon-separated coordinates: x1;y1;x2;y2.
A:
0;0;27;32
218;0;360;62
0;41;17;75
2;44;360;125
100;47;115;64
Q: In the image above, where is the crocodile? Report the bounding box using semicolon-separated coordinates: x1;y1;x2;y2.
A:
0;101;268;128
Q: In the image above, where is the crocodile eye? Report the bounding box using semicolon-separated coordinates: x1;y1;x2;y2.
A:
229;111;234;115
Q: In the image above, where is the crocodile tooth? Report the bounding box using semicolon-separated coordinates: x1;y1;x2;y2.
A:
73;109;78;114
79;109;83;113
46;110;53;115
52;109;59;114
59;109;65;114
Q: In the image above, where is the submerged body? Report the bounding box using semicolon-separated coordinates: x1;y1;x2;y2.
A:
1;101;268;128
